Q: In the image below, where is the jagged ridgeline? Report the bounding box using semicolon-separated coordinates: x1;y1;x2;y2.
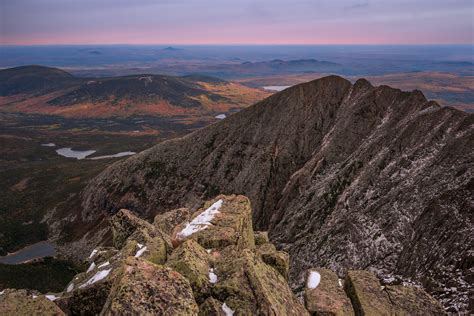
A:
75;76;473;313
0;195;445;315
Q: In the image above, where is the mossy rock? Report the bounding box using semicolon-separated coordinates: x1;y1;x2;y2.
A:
345;270;392;315
125;226;172;265
154;207;192;235
254;231;269;246
56;281;112;316
0;289;65;316
110;209;155;249
257;243;289;279
166;239;211;303
101;257;199;315
198;297;225;316
172;195;255;250
212;249;308;315
304;268;354;315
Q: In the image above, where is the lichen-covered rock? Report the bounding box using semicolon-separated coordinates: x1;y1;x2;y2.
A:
166;239;211;302
254;231;270;246
345;270;393;315
110;208;156;249
198;297;225;316
56;281;112;316
124;226;172;265
212;248;308;315
58;250;121;315
304;269;354;315
154;207;192;235
172;195;255;250
257;242;289;279
101;257;199;315
0;289;65;316
345;270;446;315
385;285;446;315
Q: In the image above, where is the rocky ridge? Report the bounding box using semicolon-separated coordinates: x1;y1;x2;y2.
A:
0;195;445;315
76;75;473;312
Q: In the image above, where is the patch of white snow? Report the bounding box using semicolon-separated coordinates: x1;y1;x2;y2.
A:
98;261;110;269
338;278;343;287
222;303;235;316
215;114;226;120
41;143;56;147
79;269;112;289
89;249;98;259
177;199;223;239
307;271;321;289
66;283;74;293
209;268;218;284
45;294;59;301
86;262;96;273
135;246;147;258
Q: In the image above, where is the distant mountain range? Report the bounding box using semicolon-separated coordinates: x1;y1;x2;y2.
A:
0;65;268;118
52;76;473;313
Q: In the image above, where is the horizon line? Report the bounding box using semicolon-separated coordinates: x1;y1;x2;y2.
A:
1;43;473;47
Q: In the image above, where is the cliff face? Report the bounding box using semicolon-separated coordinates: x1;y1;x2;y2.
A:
79;76;473;312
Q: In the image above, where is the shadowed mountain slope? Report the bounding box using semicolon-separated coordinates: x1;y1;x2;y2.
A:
78;76;472;312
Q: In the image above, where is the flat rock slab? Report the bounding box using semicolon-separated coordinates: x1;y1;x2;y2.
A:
305;268;354;315
102;257;199;315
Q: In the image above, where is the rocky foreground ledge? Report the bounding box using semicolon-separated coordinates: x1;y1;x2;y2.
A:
0;195;445;315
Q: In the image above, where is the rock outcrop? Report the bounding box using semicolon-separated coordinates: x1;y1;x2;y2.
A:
0;289;65;316
1;195;445;315
78;76;473;312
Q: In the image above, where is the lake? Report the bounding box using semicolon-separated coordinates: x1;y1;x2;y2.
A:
0;241;56;265
56;147;96;159
263;86;291;92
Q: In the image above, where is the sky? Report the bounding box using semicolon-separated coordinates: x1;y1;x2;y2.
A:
1;0;473;45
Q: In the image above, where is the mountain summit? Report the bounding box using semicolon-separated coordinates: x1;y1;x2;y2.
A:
72;76;473;312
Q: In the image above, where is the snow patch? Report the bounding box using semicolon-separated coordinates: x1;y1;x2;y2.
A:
56;148;96;160
89;151;136;160
32;295;38;299
137;243;143;249
0;290;4;295
98;261;110;269
79;269;112;289
66;283;74;293
338;279;343;287
177;199;223;239
41;143;56;147
86;262;96;273
222;303;235;316
215;114;226;120
307;271;321;289
89;249;98;259
135;246;147;258
263;85;291;92
209;268;218;284
45;294;59;301
206;249;212;254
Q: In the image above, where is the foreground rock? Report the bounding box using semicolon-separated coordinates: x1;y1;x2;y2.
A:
102;257;198;315
1;195;446;315
305;269;354;315
345;270;446;315
0;289;65;315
